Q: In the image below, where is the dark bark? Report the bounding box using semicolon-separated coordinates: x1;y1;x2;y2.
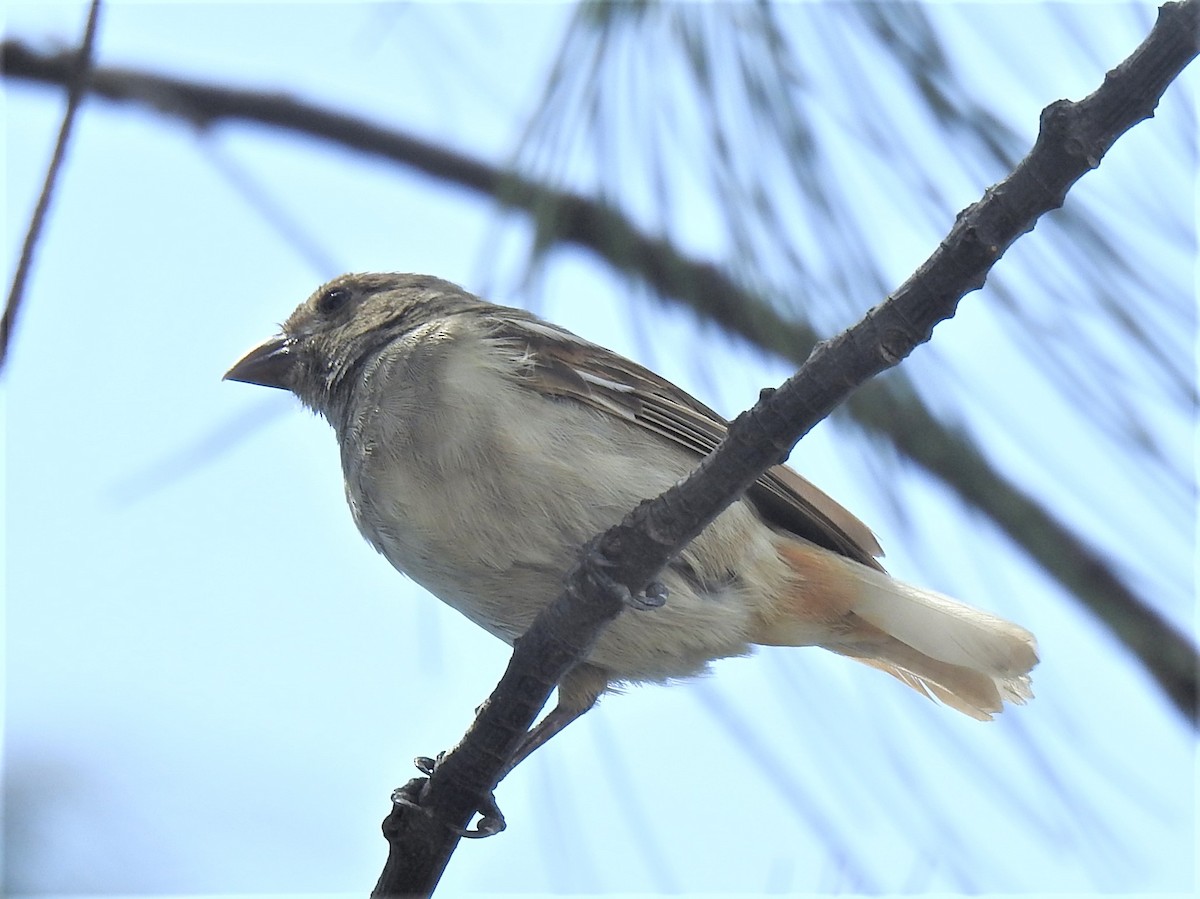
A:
368;4;1199;894
3;5;1198;893
4;21;1194;723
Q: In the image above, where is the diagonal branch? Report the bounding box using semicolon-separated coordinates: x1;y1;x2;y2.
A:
372;5;1199;892
2;5;1195;725
0;0;101;371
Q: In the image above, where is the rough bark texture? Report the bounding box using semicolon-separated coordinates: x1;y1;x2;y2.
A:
3;22;1195;722
3;5;1197;894
369;5;1199;894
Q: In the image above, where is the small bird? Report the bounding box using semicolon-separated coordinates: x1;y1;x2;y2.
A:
227;273;1037;765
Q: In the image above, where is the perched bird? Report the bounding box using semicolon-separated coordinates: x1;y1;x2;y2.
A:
226;272;1037;765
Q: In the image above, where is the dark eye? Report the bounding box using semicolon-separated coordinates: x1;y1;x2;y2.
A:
316;285;352;315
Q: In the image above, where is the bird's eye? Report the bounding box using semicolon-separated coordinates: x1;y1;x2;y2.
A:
316;286;352;315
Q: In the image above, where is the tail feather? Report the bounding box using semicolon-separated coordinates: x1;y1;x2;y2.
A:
850;569;1038;679
835;632;1033;721
760;541;1038;719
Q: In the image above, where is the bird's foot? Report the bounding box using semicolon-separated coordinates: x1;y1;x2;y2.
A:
397;755;506;838
573;539;669;611
629;579;668;610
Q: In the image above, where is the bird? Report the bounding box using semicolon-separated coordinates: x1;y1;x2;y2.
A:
226;272;1038;768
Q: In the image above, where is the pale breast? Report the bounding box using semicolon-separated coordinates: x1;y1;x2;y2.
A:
338;325;783;680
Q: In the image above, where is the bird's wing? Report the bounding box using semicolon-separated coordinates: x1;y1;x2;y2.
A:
485;312;885;571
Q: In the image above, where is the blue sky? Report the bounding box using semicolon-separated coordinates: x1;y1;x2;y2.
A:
4;2;1196;896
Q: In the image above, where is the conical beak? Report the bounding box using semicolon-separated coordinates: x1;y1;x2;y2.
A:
224;335;294;390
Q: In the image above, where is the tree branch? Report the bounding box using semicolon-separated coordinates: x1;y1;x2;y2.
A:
369;4;1199;894
4;19;1194;721
0;0;101;371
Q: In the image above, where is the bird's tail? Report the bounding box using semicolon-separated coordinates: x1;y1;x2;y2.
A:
755;542;1038;720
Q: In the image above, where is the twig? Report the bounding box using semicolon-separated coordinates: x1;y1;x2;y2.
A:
0;0;102;371
374;3;1200;895
2;29;1194;720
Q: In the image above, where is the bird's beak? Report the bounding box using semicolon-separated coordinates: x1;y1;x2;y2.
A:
224;335;295;390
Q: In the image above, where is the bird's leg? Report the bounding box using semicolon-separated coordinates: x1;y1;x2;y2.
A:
498;701;590;780
497;663;609;781
404;664;609;838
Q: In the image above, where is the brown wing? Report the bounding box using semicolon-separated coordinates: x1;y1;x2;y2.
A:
486;312;885;571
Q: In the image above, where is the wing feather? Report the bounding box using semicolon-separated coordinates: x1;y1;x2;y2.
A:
483;312;885;571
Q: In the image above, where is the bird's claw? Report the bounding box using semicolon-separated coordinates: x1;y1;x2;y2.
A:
390;777;428;811
628;580;668;610
397;755;506;838
573;541;669;611
413;754;441;776
458;790;507;838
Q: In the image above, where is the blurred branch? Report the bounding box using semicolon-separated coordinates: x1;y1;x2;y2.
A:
377;11;1200;887
0;0;101;372
2;10;1196;723
531;1;1194;502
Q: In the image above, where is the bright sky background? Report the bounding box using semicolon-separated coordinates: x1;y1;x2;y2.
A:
4;2;1196;897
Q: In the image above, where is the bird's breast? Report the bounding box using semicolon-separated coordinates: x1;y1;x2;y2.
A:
338;343;690;639
333;333;779;679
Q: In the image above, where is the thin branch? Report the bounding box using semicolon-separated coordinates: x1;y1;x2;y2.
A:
372;3;1199;894
1;7;1195;723
0;0;101;371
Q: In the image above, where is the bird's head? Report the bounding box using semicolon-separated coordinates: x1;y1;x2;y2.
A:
224;272;474;418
